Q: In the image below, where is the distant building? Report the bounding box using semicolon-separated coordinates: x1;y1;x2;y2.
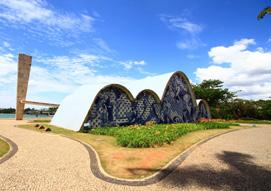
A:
52;71;211;131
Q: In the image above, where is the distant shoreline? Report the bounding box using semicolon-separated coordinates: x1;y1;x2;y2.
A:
0;113;51;119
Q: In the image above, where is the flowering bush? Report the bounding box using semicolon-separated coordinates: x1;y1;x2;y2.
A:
90;122;237;148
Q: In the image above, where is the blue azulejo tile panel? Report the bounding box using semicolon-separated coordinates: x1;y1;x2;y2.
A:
85;72;200;129
161;75;197;123
87;86;133;128
134;91;161;125
197;102;210;119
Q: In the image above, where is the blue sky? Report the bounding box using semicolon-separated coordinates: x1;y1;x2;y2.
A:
0;0;271;107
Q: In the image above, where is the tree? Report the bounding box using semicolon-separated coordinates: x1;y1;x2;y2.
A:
193;80;271;120
257;7;271;20
254;99;271;119
0;108;15;113
230;99;257;119
48;107;58;115
192;80;239;119
192;80;236;107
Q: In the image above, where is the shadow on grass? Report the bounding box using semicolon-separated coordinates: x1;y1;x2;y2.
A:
127;151;271;190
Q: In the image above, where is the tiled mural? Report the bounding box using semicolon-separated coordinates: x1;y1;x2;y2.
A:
87;87;134;128
134;91;161;124
197;101;211;119
85;72;208;129
161;74;197;123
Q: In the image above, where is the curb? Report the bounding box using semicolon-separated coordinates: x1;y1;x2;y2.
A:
66;129;239;186
0;135;18;164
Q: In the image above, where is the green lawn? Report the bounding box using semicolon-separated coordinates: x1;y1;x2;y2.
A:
30;119;51;123
231;119;271;124
0;138;10;157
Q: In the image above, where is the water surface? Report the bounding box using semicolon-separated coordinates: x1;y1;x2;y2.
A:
0;113;51;119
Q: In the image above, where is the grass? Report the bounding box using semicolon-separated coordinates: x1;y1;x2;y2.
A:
89;122;237;148
231;119;271;124
30;119;51;123
17;121;244;179
205;118;271;124
0;138;10;158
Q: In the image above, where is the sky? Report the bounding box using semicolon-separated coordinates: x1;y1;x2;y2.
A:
0;0;271;108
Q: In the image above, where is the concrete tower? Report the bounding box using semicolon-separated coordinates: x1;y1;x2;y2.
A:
16;54;32;120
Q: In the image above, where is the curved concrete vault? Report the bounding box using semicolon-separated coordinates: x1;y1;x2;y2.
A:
51;71;211;131
196;99;211;119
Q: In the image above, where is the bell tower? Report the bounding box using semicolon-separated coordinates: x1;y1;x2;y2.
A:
16;54;32;120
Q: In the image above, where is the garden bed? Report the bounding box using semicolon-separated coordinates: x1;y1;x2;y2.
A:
89;122;237;148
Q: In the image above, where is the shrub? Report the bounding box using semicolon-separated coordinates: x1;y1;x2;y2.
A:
145;120;157;126
198;122;238;129
31;119;51;123
90;122;234;148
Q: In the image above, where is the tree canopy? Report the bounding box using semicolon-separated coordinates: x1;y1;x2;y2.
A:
192;80;271;120
192;80;236;107
257;6;271;20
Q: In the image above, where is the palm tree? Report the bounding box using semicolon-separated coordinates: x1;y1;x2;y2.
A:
257;7;271;20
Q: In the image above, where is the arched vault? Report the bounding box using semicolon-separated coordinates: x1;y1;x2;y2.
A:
51;71;201;131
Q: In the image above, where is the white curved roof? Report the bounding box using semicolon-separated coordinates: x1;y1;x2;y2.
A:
51;72;174;131
196;99;202;105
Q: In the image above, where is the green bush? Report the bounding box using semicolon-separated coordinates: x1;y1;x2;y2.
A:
198;122;239;129
90;122;235;148
32;119;51;123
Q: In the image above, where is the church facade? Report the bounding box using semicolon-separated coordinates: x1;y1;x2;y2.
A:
51;71;211;131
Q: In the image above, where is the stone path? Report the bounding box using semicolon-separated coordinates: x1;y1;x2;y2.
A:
0;120;270;191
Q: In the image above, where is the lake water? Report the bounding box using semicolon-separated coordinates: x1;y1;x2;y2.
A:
0;113;51;119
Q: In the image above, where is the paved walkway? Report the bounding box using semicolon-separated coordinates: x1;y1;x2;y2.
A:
0;120;270;191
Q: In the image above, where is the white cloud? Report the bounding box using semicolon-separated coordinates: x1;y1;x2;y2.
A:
186;54;198;59
0;51;132;107
36;54;109;86
0;42;151;107
136;67;155;76
0;0;94;32
2;41;14;51
195;38;271;100
120;60;146;70
160;15;202;34
3;41;10;48
160;15;204;50
0;0;96;47
0;48;18;107
93;38;112;53
177;38;205;50
0;53;17;84
179;22;202;34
